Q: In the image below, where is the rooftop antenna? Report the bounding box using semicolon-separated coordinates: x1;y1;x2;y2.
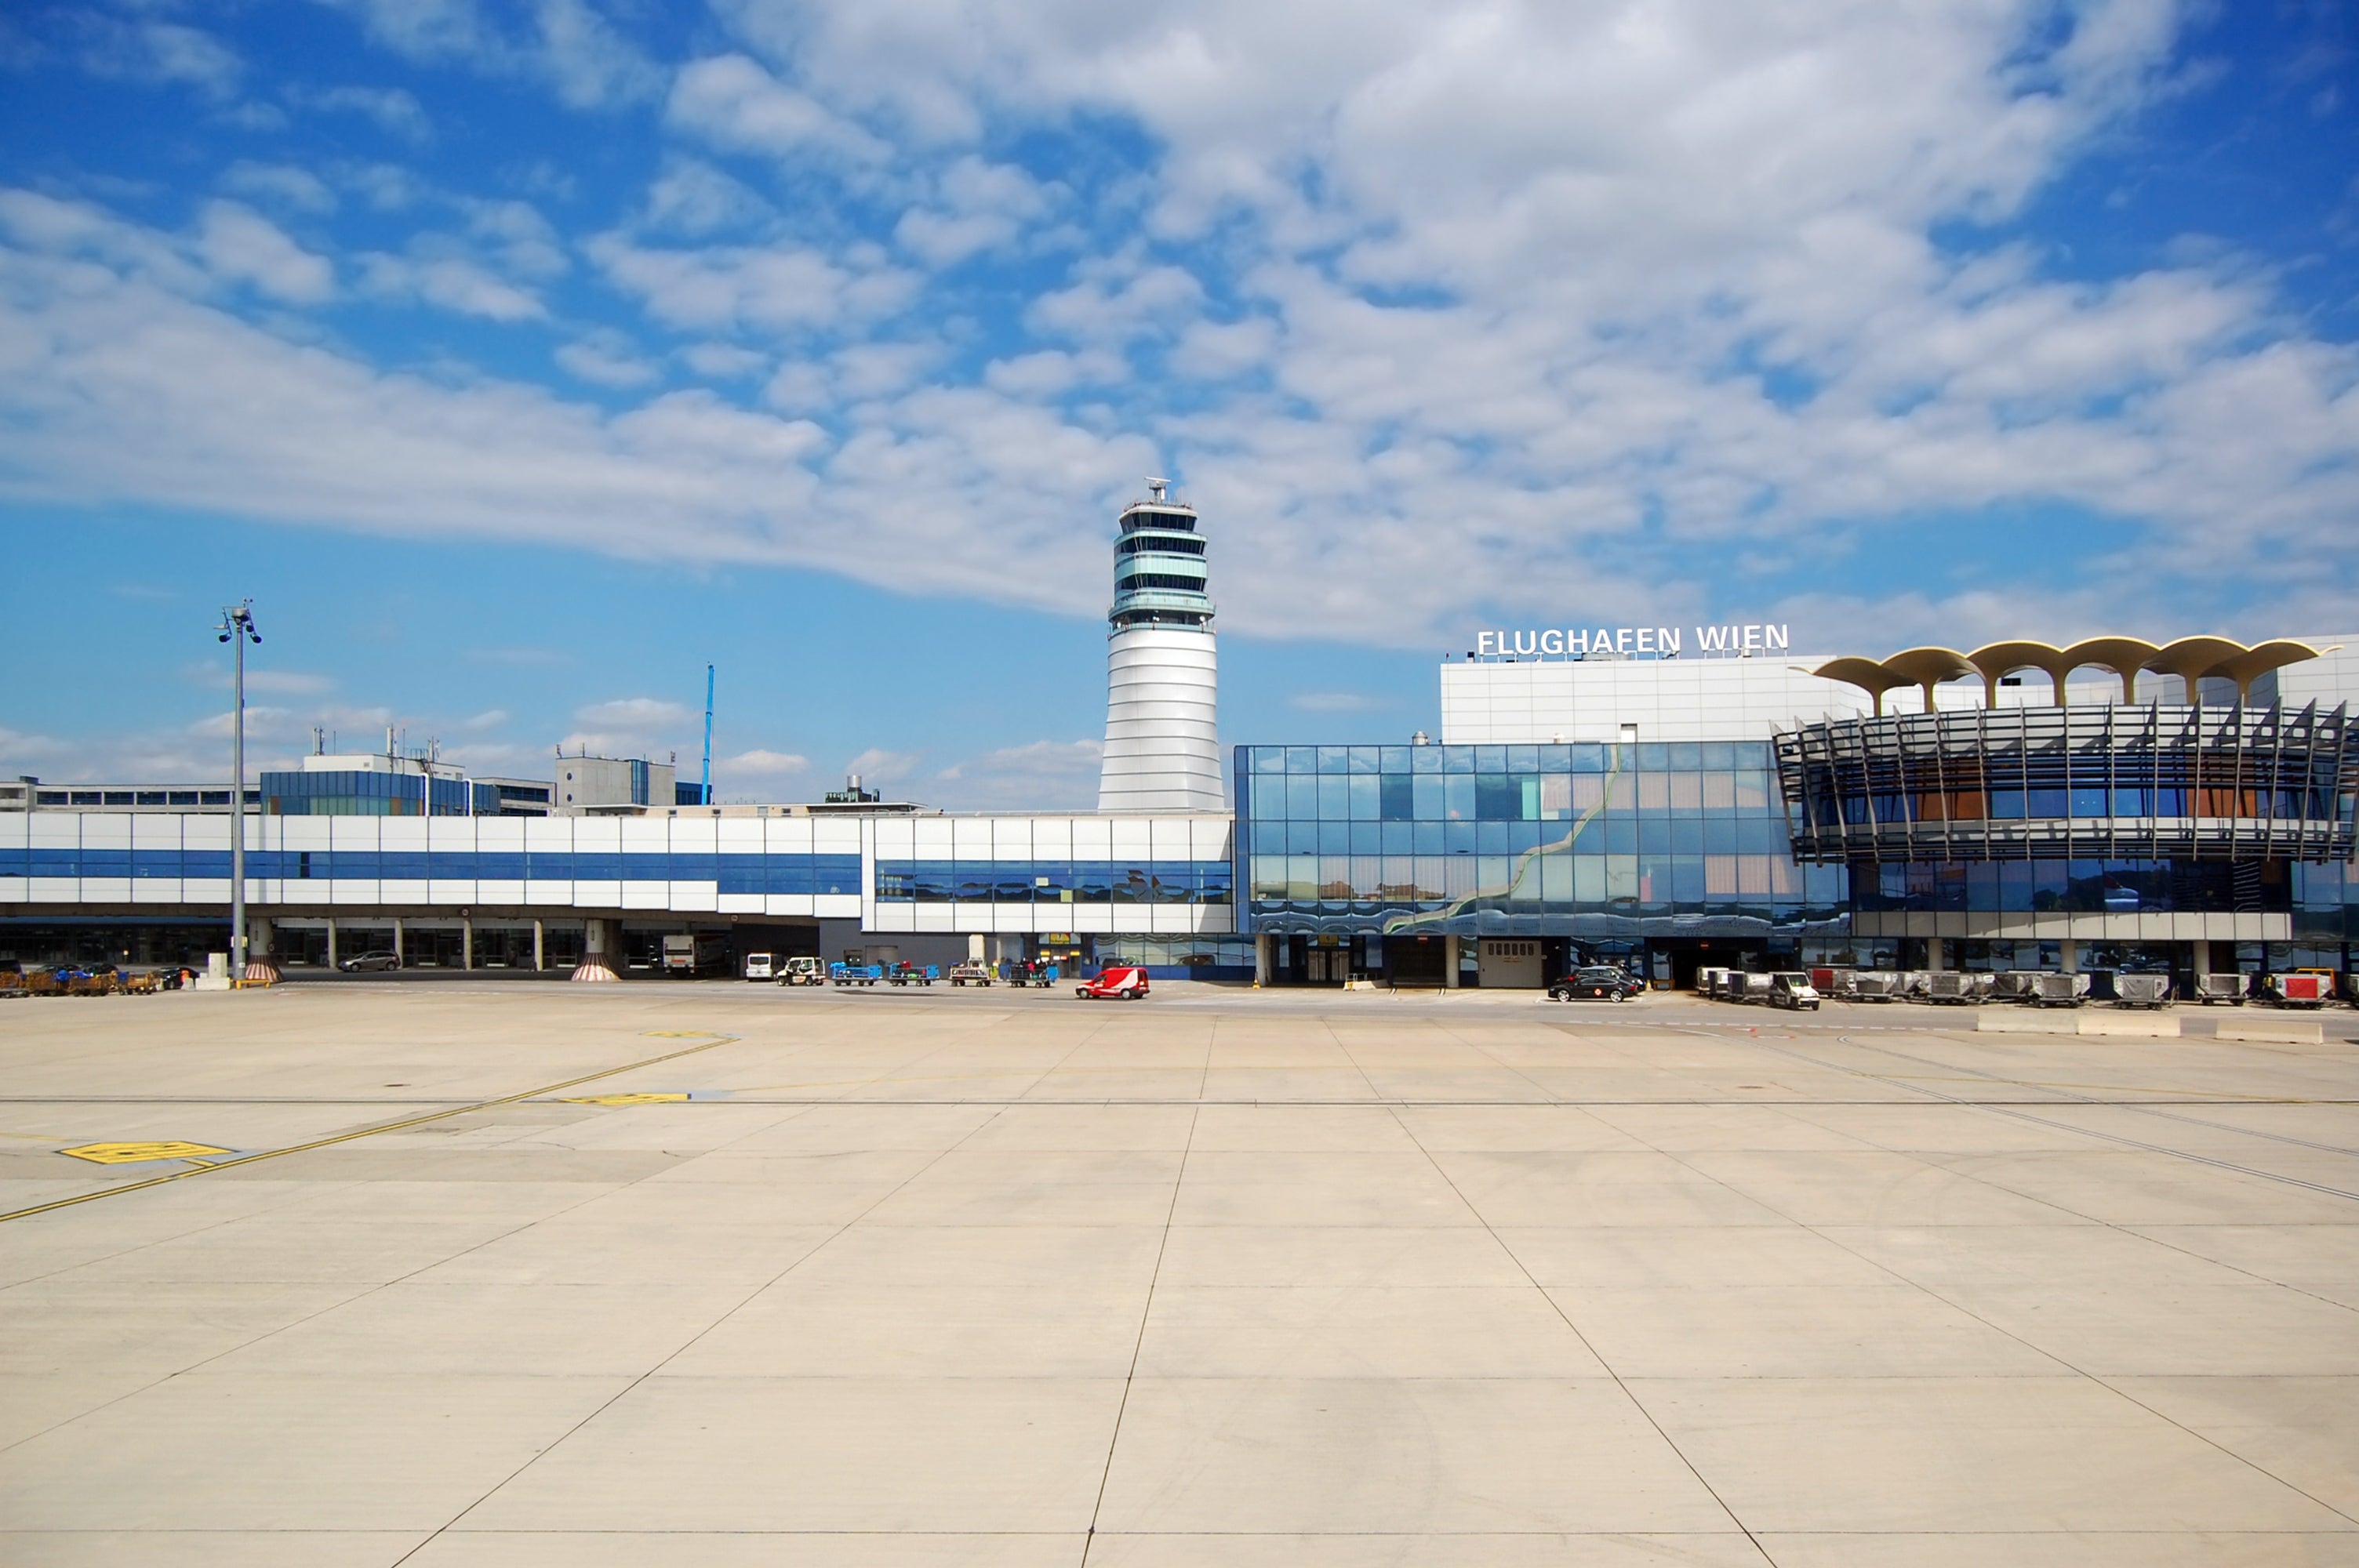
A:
311;726;325;756
1146;476;1169;502
701;662;714;806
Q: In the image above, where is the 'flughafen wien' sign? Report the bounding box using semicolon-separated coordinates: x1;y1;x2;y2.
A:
1474;623;1794;659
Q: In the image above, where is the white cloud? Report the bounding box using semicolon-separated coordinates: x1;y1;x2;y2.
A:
681;341;769;379
576;696;694;729
842;747;922;783
644;158;775;238
220;162;340;215
588;233;917;338
667;54;892;166
533;0;662;108
193;201;335;303
929;738;1103;810
292;84;433;142
77;15;242;101
358;251;544;321
718;747;810;779
555;331;662;388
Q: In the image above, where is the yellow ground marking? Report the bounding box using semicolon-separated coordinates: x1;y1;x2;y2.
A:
561;1092;691;1105
0;1034;740;1226
643;1030;725;1038
61;1141;231;1166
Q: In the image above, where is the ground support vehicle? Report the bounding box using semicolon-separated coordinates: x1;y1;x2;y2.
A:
743;953;776;982
120;971;162;996
1852;971;1917;1002
2263;971;2334;1009
829;963;883;986
886;963;939;986
2194;972;2249;1005
0;971;24;999
2114;973;2172;1008
1808;967;1858;1000
1696;967;1728;999
1722;972;1773;1004
1924;973;1990;1005
340;951;401;973
663;933;729;978
2025;973;2088;1008
779;956;827;986
1077;965;1149;1000
947;961;994;986
1005;961;1060;988
1768;972;1821;1010
1987;972;2037;1003
1551;965;1643;1002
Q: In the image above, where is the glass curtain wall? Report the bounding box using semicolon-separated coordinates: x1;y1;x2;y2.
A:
1234;742;1848;938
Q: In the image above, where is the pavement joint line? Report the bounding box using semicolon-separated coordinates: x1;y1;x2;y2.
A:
1387;1100;1783;1566
0;1033;743;1227
1709;1030;2359;1207
1618;1060;2359;1534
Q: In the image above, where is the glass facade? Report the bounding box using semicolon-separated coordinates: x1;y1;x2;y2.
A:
1234;742;1847;939
260;770;498;817
0;845;861;894
874;860;1232;906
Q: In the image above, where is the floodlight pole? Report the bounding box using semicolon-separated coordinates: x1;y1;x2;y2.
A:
219;601;260;980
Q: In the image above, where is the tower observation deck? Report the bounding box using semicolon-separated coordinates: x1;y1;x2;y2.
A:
1097;479;1223;811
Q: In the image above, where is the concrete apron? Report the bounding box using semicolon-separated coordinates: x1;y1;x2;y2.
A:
1978;1011;2333;1044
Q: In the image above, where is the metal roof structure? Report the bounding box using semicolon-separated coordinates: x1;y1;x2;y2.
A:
1812;637;2329;714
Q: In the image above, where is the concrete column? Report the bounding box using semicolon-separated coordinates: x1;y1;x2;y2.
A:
1253;933;1272;986
571;917;621;982
533;919;545;972
244;917;281;985
1445;935;1461;989
392;918;405;966
462;917;474;971
2191;938;2211;977
2058;938;2078;974
1928;937;1947;973
968;932;987;961
325;918;338;970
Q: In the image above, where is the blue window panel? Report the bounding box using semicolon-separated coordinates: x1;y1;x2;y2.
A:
1317;775;1348;820
184;851;232;878
2069;787;2110;818
474;854;526;880
0;848;29;877
380;853;429;880
2028;789;2069;818
1443;775;1475;821
718;854;765;895
622;853;668;881
573;853;625;880
1410;746;1444;774
1379;774;1414;821
815;854;860;895
1252;746;1285;773
1285;746;1317;775
131;852;182;879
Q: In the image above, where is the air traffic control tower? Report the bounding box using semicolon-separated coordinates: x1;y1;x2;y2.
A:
1097;478;1223;811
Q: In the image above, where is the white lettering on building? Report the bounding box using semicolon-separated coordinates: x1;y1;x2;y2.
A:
1471;623;1787;660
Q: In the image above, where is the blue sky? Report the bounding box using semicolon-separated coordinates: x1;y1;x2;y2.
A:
2;0;2354;806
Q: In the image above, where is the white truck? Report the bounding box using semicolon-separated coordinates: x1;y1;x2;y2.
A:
662;933;729;978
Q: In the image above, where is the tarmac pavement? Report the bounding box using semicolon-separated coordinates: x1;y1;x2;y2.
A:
2;982;2354;1565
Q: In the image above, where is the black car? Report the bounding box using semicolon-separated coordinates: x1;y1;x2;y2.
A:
1549;965;1645;1002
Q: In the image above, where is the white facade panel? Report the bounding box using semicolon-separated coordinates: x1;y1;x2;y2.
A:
1071;816;1112;858
572;880;620;907
1031;817;1072;858
814;894;861;920
1100;626;1223;811
28;877;78;902
952;818;994;858
911;818;953;856
914;902;953;933
1438;656;1872;745
31;815;80;849
765;817;816;854
991;818;1032;855
671;883;719;913
475;880;526;905
427;880;478;905
1110;818;1151;860
812;818;862;855
131;880;180;904
871;902;914;932
525;882;573;906
82;877;132;902
380;880;428;903
1070;903;1114;933
620;883;669;909
1189;817;1230;860
79;814;131;849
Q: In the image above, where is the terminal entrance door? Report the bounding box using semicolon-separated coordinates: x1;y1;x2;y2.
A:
1303;940;1347;985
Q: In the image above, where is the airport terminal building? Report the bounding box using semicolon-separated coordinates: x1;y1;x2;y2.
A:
7;488;2359;993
